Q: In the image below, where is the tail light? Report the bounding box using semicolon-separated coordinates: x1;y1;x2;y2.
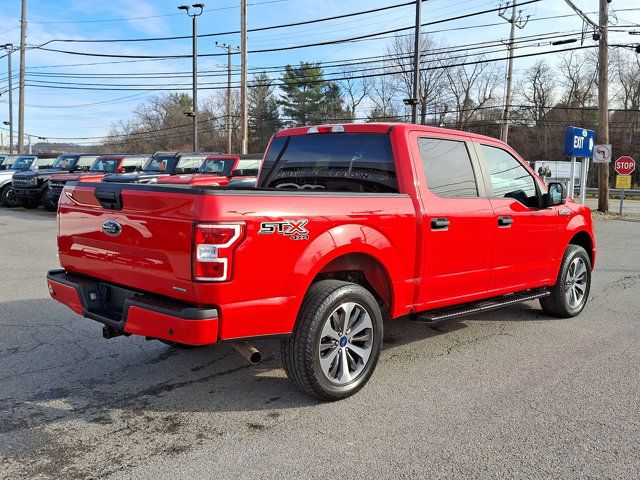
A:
193;223;244;282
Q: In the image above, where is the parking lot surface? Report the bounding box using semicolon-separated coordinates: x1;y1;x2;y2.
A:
1;207;639;480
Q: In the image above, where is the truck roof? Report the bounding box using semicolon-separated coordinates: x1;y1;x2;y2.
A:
276;122;507;146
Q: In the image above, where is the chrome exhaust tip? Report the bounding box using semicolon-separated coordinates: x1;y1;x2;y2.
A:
230;341;261;364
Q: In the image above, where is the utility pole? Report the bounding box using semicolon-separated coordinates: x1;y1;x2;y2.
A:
178;3;204;152
499;1;529;144
216;42;239;154
18;0;26;154
410;0;421;124
240;0;248;154
597;0;609;212
1;44;13;154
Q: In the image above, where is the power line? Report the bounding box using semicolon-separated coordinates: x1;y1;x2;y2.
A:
30;1;543;59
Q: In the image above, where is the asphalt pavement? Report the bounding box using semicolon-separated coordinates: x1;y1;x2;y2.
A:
1;206;639;480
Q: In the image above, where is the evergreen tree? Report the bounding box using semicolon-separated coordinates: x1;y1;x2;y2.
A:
248;73;282;152
279;62;326;126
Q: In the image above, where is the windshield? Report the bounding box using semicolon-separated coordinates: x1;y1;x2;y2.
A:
52;155;79;170
10;156;37;170
258;133;397;193
90;158;120;173
144;155;177;172
200;158;236;175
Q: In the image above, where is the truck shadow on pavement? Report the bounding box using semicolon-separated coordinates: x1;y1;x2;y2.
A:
0;296;568;478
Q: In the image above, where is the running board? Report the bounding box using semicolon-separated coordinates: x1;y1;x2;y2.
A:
413;289;550;324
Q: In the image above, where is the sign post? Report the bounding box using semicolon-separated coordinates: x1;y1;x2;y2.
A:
614;156;636;215
563;126;596;203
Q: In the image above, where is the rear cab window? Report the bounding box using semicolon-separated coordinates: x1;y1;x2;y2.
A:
418;138;479;198
258;133;398;193
201;158;237;175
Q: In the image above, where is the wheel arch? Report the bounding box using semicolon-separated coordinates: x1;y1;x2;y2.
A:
568;230;594;266
292;224;412;319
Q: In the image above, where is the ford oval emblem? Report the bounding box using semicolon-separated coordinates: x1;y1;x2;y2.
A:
102;220;122;237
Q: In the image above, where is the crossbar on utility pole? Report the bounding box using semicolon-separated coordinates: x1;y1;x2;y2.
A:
18;0;26;154
240;0;248;154
597;0;609;212
411;0;421;124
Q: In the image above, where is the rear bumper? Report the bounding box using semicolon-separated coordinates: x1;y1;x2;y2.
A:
47;269;219;345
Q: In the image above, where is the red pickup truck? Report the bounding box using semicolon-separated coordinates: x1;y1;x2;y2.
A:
46;154;147;211
156;154;262;187
47;123;595;400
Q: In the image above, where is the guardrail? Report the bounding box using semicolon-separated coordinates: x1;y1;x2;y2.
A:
574;188;640;199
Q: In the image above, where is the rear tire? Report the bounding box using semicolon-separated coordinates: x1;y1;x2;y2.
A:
281;280;383;401
1;184;20;207
42;190;58;212
540;244;591;318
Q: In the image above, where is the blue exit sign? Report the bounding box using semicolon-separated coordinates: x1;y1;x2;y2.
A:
563;126;597;158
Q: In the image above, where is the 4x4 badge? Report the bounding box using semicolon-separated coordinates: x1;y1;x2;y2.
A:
259;219;309;240
102;220;122;236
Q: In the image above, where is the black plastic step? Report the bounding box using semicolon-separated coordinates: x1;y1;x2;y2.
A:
413;289;550;324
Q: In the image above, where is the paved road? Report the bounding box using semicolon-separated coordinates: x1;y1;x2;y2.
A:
1;208;639;480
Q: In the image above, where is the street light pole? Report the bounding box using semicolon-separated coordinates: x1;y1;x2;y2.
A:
1;44;14;154
178;3;205;152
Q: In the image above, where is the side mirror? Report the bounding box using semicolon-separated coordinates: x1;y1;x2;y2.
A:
546;182;566;207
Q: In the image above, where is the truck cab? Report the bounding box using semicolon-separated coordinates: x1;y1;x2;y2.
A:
102;152;212;184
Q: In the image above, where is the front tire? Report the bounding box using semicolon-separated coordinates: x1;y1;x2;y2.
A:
282;280;383;401
540;244;591;318
1;184;20;207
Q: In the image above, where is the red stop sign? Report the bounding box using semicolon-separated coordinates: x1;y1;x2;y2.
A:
614;156;635;175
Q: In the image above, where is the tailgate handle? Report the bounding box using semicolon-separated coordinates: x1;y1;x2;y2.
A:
95;188;123;210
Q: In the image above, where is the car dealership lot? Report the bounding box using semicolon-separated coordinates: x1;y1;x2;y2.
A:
1;208;639;480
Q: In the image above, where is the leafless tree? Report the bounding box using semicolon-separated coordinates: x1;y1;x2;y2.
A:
444;57;502;129
340;67;372;119
386;33;451;124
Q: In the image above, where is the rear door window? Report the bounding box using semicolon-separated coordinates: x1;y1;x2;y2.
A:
259;133;397;193
418;138;479;198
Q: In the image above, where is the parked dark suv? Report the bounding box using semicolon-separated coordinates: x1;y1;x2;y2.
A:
12;154;97;209
102;152;213;184
0;155;55;207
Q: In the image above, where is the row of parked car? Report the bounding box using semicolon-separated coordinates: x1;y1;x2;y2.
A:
0;151;262;211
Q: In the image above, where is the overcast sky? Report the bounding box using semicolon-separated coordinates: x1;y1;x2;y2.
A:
0;0;638;144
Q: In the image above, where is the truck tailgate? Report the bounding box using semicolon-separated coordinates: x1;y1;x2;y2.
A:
58;184;198;302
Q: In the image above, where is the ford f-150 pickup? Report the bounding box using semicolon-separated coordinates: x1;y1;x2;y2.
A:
156;154;262;187
47;123;596;400
102;152;212;184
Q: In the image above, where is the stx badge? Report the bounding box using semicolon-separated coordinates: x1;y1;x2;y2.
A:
259;219;309;240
